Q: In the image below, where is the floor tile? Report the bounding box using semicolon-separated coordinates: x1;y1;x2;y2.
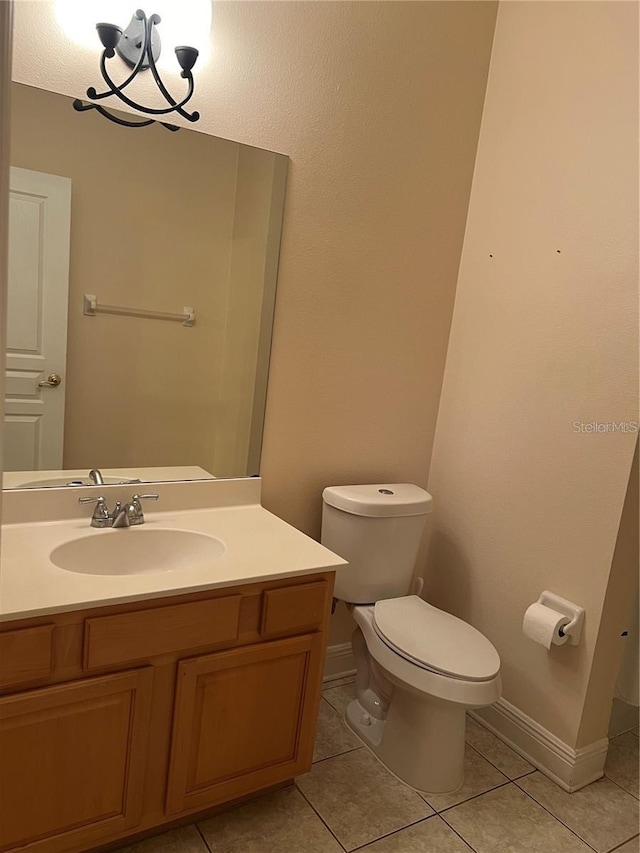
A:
358;815;472;852
198;785;342;853
465;717;534;779
114;825;207;853
611;837;639;852
443;784;593;853
323;675;355;689
517;772;639;853
322;681;356;716
606;732;640;798
296;747;433;851
422;745;508;812
314;697;362;762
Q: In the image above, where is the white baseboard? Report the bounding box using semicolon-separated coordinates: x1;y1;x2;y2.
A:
324;642;356;683
472;698;609;792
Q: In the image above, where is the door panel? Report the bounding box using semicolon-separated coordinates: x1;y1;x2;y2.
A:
166;634;323;815
0;668;153;853
5;167;71;471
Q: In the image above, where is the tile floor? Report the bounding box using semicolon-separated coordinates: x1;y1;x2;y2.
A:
117;678;639;853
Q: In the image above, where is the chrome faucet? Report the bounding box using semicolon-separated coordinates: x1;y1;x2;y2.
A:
88;469;104;485
80;494;159;528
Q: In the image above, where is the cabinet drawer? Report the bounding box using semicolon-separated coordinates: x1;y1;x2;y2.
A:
84;596;241;670
261;581;329;638
0;625;53;689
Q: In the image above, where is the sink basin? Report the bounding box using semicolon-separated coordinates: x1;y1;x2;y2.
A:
50;528;226;575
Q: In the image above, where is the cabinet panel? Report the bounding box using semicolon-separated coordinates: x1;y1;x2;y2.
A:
84;595;241;670
0;625;53;688
0;668;153;853
166;634;323;815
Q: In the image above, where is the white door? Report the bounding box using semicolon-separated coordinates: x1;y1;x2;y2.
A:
4;167;71;471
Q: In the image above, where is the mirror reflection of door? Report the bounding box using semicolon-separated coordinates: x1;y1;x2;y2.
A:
5;167;71;471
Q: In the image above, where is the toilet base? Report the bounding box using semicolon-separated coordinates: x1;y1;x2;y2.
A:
345;692;466;795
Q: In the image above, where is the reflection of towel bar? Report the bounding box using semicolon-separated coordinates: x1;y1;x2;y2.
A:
83;294;195;327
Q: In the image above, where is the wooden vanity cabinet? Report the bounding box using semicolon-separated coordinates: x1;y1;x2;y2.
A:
166;633;324;814
0;572;333;853
0;669;153;853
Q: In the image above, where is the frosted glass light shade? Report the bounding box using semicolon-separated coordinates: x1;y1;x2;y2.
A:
55;0;212;66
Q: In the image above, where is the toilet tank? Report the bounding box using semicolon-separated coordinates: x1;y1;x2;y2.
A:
321;484;432;604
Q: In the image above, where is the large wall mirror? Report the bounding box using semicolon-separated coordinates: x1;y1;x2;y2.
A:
4;82;288;489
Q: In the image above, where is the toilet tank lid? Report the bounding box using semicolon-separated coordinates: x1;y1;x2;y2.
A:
322;484;432;517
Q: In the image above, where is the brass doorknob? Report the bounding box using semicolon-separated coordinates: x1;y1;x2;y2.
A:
38;373;62;388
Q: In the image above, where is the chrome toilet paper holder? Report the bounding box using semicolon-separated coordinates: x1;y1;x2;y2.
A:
537;590;585;646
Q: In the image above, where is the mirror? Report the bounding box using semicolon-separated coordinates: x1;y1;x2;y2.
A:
4;82;288;489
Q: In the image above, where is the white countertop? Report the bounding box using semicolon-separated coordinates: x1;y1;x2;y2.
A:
0;479;346;622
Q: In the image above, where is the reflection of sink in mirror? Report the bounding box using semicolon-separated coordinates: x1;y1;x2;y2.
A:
50;528;226;576
19;476;141;488
2;466;215;490
6;82;288;486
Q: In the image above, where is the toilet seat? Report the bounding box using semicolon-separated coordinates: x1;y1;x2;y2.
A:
373;596;500;682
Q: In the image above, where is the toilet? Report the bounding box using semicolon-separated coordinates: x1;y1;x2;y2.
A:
321;483;501;794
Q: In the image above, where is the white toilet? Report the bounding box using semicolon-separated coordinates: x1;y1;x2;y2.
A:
321;483;501;794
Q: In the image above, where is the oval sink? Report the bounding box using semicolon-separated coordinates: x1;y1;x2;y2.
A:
50;528;225;576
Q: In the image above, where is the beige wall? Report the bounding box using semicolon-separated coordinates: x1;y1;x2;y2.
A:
426;1;639;748
10;0;498;537
0;2;13;517
213;146;287;479
10;82;281;476
577;442;638;748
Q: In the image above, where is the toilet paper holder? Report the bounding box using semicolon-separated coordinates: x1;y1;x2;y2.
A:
537;591;585;646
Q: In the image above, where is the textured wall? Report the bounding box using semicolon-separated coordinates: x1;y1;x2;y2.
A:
577;443;638;748
11;0;498;535
0;2;12;514
426;1;638;747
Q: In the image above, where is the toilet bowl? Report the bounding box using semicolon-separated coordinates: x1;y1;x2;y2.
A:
321;483;502;794
346;597;501;793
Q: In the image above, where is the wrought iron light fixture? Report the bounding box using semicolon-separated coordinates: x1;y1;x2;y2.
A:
73;8;200;131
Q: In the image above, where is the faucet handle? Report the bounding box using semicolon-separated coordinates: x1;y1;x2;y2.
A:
79;495;107;506
79;496;111;528
127;494;159;525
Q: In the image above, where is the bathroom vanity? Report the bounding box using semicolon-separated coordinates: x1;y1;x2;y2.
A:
0;479;344;852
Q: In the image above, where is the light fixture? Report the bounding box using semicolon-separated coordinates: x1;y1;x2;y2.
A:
73;8;200;131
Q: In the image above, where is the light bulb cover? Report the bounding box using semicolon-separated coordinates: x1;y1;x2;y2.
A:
175;46;199;73
96;22;123;50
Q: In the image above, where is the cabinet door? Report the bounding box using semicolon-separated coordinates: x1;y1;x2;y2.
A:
0;668;153;853
166;634;323;815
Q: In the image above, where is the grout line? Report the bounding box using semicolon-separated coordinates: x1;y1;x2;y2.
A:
312;745;364;765
464;717;536;780
462;743;510;783
294;781;350;852
434;815;479;853
346;815;443;852
439;781;599;853
513;780;601;853
608;835;639;852
431;779;512;815
602;773;640;801
194;822;214;853
511;768;537;780
418;743;510;814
